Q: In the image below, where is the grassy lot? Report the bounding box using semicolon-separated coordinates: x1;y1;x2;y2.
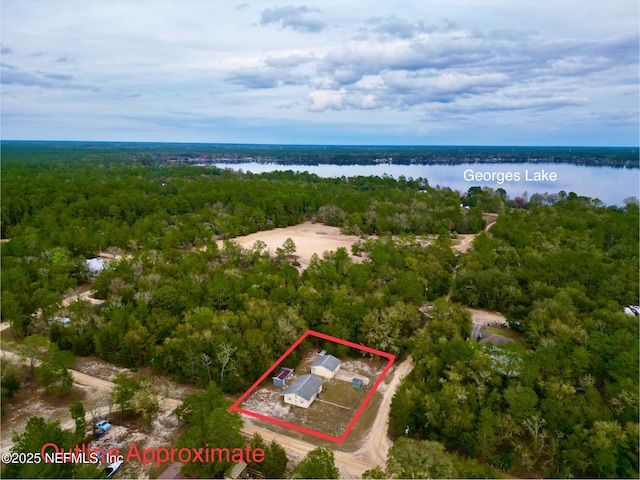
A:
244;378;376;439
301;399;345;436
484;326;523;340
320;380;363;407
245;390;384;452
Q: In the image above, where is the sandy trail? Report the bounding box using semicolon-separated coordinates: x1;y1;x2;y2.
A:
452;213;498;254
0;349;181;409
451;234;476;254
61;290;103;307
1;350;116;393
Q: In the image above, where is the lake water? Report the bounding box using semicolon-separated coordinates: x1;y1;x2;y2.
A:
213;162;638;206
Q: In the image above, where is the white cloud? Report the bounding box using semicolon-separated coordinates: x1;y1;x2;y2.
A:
1;1;637;145
260;5;325;33
308;89;345;111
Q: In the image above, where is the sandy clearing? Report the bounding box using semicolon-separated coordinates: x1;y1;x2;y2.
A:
61;290;103;307
469;308;508;326
216;221;369;270
219;217;497;264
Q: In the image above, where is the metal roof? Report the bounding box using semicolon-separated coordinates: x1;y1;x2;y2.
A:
311;354;341;372
272;367;293;381
281;374;323;401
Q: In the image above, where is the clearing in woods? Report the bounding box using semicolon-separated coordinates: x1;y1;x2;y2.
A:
229;330;394;443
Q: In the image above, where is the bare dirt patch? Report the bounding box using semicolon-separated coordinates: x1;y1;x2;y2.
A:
469;308;523;344
469;308;507;326
216;221;371;270
72;356;130;382
1;351;188;480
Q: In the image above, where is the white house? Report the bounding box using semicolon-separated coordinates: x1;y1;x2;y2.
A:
281;374;323;409
310;354;341;379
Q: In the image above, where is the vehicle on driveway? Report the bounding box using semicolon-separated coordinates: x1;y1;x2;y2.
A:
94;420;111;432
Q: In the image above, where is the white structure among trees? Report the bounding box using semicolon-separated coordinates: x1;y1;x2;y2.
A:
310;354;341;379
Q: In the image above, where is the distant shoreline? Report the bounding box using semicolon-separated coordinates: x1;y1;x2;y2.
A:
3;140;637;169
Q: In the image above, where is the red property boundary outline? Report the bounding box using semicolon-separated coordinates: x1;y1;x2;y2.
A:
229;329;395;444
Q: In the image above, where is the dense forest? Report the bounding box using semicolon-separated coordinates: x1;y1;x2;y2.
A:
390;200;639;478
1;143;638;478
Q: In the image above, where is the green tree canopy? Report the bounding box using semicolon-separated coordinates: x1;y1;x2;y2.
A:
291;447;340;479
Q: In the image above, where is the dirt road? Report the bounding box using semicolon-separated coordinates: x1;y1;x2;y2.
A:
452;213;498;254
241;419;371;477
354;357;413;467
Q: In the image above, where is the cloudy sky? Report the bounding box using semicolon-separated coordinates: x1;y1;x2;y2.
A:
1;1;638;145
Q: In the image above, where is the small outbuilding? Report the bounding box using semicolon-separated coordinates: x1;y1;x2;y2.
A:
272;367;294;387
352;378;363;389
281;374;323;409
310;354;341;379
